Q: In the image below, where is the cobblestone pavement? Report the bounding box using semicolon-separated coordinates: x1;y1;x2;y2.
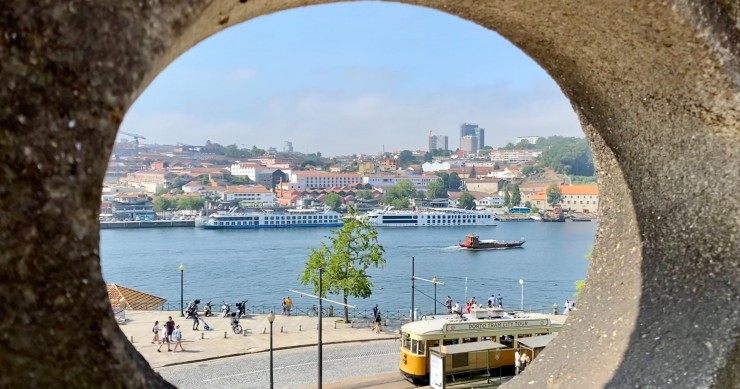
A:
158;339;407;389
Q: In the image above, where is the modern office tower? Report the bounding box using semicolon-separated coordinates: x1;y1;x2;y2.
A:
460;123;485;150
428;135;449;152
460;135;479;154
283;141;293;153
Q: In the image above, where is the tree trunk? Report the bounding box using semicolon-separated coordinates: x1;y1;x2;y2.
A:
343;294;349;323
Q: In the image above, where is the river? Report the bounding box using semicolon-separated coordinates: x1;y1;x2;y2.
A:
100;221;596;315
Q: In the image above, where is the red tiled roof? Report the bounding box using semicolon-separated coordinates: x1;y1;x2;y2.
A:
107;284;166;311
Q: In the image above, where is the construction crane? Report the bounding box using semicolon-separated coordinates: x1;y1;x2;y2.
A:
119;131;146;146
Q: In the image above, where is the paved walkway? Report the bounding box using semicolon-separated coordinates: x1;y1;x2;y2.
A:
119;310;400;369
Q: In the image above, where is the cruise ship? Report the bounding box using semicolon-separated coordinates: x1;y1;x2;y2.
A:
195;208;343;229
361;206;498;227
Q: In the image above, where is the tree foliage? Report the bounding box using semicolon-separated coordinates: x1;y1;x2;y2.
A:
177;196;205;210
511;184;521;206
324;193;342;212
300;207;386;322
152;197;176;212
356;190;374;200
398;150;419;168
504;191;511;208
426;178;448;199
382;180;419;209
469;166;477;178
546;184;563;206
448;172;462;191
457;192;476;210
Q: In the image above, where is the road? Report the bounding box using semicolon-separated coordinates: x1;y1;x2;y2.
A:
158;339;410;389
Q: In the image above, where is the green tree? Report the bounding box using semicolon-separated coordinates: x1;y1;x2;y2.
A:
423;152;433;163
382;180;418;209
493;162;500;170
504;191;511;207
574;250;592;298
398;150;417;168
448;172;462;191
426;179;448;199
469;166;477;178
300;207;385;322
435;172;449;188
152;197;175;212
511;185;521;206
546;184;563;207
177;196;205;210
458;192;476;210
524;201;532;208
324;193;342;212
356;190;374;200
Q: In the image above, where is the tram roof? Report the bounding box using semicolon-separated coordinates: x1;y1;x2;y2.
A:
516;334;558;349
434;341;507;356
402;312;555;335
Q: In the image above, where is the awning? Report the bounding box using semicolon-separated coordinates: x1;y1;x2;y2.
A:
517;334;557;349
107;284;167;311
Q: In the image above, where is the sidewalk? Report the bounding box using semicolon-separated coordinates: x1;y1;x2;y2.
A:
118;311;399;368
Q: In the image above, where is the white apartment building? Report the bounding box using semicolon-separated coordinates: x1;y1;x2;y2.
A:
230;163;265;180
489;149;542;164
363;175;438;190
290;172;363;190
221;185;276;205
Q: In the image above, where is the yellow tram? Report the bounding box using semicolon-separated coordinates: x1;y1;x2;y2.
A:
399;308;564;383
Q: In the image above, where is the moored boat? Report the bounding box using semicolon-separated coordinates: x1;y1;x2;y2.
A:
459;234;525;250
361;206;498;227
195;208;343;229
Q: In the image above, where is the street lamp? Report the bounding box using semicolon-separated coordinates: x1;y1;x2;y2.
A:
519;279;524;311
432;277;438;315
267;311;275;389
179;264;185;317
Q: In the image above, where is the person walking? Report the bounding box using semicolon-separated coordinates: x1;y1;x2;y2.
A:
172;325;184;352
192;311;200;330
286;296;293;316
157;325;171;352
497;294;503;308
453;302;462;317
514;349;521;375
372;304;382;333
445;296;452;314
151;321;160;344
165;316;175;342
521;352;530;372
488;294;495;308
281;297;287;315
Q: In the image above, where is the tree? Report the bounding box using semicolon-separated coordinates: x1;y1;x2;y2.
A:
356;190;374;200
324;193;342;212
435;172;449;188
177;196;205;210
574;250;592;298
422;152;433;163
300;207;385;322
504;191;511;207
448;172;462;191
493;162;500;170
382;180;418;209
426;179;448;199
546;184;563;207
398;150;417;168
469;166;477;178
152;197;175;212
458;192;476;210
511;184;521;206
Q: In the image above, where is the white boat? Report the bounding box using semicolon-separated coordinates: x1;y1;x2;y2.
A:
361;206;498;227
195;208;343;229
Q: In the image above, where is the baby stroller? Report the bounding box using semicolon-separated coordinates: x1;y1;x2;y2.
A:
230;312;242;334
200;317;212;331
185;299;201;319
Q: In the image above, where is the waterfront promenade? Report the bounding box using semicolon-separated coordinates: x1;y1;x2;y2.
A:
119;310;400;369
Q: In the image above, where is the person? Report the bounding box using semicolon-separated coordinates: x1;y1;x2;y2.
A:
165;316;175;342
514;349;521;375
497;294;503;308
570;299;576;311
281;297;287;315
157;325;171;352
564;299;571;315
151;321;160;344
470;297;477;307
465;302;471;314
445;296;452;314
172;325;184;352
192;311;199;330
521;352;530;372
453;302;462;317
372;304;382;333
488;294;495;308
286;296;293;316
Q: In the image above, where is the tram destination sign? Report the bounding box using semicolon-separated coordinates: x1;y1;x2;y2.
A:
444;319;549;332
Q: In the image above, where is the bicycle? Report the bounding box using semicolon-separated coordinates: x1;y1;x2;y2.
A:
306;305;328;317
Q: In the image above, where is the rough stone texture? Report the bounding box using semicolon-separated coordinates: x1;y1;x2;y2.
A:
0;0;737;388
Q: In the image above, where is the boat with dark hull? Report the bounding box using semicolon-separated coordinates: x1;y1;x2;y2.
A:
459;234;525;250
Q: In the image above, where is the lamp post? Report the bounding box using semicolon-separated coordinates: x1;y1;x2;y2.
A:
267;311;275;389
179;264;185;317
432;277;438;315
519;279;524;311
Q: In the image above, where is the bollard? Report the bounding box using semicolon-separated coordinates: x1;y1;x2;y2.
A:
280;326;283;333
262;328;266;334
298;324;302;332
224;331;227;339
243;330;247;337
553;303;559;315
201;333;204;340
351;321;354;328
334;322;337;329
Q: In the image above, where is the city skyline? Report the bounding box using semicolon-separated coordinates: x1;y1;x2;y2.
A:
120;2;582;156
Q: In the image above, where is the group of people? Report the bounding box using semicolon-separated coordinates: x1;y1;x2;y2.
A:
514;349;531;375
563;298;576;314
281;296;293;316
151;316;184;352
444;293;504;317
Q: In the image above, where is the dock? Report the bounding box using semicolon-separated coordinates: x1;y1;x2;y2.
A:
100;220;195;229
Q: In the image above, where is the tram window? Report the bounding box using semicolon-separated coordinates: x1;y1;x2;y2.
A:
411;339;425;355
462;337;478;343
443;339;459;346
401;333;411;349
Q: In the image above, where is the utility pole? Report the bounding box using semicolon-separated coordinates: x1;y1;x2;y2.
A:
411;257;415;322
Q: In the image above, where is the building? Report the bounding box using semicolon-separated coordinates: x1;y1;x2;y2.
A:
489;149;542;165
530;184;599;213
221;185;276;205
464;178;504;194
290;172;363;190
460;123;485;150
460;135;479;154
428;135;449;152
515;136;541;145
109;193;156;220
362;175;438;190
283;141;293;153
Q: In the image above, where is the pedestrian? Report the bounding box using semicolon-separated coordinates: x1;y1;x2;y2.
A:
564;299;570;315
470;297;477;307
497;294;503;308
445;296;452;314
172;325;184;352
281;297;287;315
488;294;495;308
286;296;293;316
165;316;175;342
521;352;530;372
192;311;199;330
151;320;160;344
157;325;171;352
372;304;382;333
514;349;521;375
465;301;471;314
453;302;462;317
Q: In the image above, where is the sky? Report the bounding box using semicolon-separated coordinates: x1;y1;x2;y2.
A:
120;2;582;156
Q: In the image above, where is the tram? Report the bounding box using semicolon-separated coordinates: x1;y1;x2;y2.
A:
398;308;563;383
